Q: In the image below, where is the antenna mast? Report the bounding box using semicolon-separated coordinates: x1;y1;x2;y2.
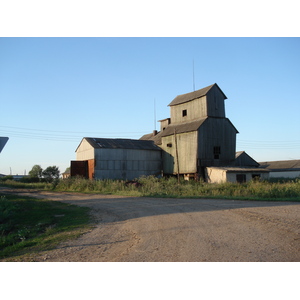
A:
154;98;156;131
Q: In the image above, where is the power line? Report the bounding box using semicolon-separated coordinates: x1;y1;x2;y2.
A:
0;125;145;135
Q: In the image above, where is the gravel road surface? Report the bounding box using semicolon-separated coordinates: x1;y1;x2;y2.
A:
1;188;299;262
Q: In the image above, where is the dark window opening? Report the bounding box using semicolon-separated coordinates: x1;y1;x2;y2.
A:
182;109;187;117
167;143;172;147
252;174;261;181
236;174;246;183
214;146;221;159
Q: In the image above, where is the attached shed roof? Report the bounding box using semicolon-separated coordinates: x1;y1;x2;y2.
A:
139;119;207;145
82;137;161;151
140;117;238;145
160;118;207;138
207;166;269;173
259;160;300;171
168;83;227;107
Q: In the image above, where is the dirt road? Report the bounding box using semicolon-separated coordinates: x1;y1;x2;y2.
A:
1;188;300;262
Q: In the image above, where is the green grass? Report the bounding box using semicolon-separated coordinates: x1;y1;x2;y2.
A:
53;175;300;201
0;179;52;190
1;176;300;201
0;194;92;261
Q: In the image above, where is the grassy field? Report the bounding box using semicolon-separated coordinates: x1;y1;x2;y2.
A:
0;176;299;260
0;194;92;261
1;176;300;201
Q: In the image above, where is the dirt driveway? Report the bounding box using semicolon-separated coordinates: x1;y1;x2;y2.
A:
1;188;300;262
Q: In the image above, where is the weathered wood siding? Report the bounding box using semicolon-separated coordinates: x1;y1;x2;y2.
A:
76;139;94;161
198;118;236;167
170;96;207;124
235;152;259;167
206;85;226;118
160;118;171;131
94;148;162;180
161;131;198;174
170;85;226;125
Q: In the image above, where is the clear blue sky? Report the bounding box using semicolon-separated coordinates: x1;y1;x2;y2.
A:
1;37;300;175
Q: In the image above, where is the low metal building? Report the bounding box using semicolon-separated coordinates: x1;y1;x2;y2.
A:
71;137;162;180
259;160;300;178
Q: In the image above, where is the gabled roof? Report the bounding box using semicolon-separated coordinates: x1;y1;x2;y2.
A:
168;83;227;107
78;137;161;151
235;151;259;167
259;160;300;171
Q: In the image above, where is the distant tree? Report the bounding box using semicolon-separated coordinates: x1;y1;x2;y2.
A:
28;165;43;180
42;166;60;183
64;167;70;173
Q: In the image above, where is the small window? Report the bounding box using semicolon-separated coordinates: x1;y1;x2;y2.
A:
236;174;246;183
182;109;187;117
213;146;221;159
252;174;261;181
167;143;172;147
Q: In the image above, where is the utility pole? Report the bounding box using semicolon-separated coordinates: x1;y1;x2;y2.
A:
174;128;180;184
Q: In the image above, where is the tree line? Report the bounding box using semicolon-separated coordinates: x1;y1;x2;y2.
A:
27;165;60;182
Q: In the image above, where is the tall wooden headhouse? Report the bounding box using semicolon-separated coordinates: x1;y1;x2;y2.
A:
141;83;239;179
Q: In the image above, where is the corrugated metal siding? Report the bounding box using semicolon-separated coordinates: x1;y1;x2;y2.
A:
94;148;162;180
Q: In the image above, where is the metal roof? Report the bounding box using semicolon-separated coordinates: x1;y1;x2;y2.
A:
84;137;161;151
168;83;227;107
259;160;300;171
207;166;269;173
140;117;238;144
160;118;207;138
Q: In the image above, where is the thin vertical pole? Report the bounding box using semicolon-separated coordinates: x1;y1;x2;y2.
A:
174;128;180;184
154;98;156;131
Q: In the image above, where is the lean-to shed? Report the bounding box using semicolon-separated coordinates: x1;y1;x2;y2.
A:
206;166;269;183
71;137;162;180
